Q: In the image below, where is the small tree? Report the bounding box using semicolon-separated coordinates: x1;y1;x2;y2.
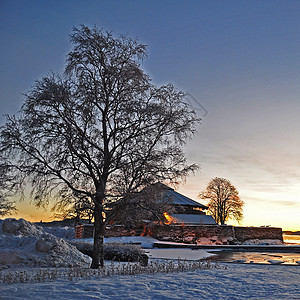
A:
199;177;244;225
0;25;200;268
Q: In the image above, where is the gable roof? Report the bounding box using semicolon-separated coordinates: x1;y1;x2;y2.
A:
156;183;208;209
171;214;216;224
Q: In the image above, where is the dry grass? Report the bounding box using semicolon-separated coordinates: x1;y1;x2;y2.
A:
0;260;223;284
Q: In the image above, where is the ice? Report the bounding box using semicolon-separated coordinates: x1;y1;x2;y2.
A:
268;260;283;265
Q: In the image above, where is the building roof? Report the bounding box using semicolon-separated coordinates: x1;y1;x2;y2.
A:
171;214;216;225
157;183;208;209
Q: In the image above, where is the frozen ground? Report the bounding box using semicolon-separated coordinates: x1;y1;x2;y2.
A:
0;264;299;299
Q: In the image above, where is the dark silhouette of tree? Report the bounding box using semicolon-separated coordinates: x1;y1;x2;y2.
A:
52;193;95;224
0;25;200;268
0;194;16;217
199;177;244;225
0;166;16;216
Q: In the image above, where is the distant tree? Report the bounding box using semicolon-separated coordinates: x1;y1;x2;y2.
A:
199;177;244;225
0;25;200;268
0;195;16;217
52;193;95;224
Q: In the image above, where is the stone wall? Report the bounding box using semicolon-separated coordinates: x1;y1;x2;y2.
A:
105;225;143;237
233;226;283;242
78;223;283;244
146;224;235;244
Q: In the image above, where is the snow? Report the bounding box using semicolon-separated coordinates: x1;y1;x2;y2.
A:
104;236;158;249
0;264;299;299
1;218;300;299
42;226;75;240
81;237;216;261
242;239;283;245
0;219;91;268
146;248;214;260
268;260;284;265
78;236;159;249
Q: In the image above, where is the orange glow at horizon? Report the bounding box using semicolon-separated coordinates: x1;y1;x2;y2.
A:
7;201;53;223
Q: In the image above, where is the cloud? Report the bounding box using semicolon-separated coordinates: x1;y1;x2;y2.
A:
244;195;300;207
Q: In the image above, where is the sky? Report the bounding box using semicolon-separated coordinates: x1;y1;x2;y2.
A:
0;0;299;230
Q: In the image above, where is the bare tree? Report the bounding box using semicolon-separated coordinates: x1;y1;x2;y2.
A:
0;25;200;268
199;177;244;225
0;165;16;216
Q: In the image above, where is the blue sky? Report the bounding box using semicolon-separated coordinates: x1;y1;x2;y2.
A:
1;0;300;229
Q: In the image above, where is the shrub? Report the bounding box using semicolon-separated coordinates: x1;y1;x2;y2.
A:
70;241;145;262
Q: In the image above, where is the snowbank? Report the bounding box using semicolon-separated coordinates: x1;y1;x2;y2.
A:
0;219;91;268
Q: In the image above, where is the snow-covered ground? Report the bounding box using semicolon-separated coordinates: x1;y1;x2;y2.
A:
1;219;299;299
1;264;299;299
146;248;214;260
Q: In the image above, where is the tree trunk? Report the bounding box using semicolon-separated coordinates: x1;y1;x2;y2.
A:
91;200;105;269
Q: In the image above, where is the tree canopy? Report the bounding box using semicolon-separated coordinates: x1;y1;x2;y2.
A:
0;25;200;268
199;177;244;225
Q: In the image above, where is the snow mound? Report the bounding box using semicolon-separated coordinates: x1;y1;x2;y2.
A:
0;219;91;268
2;218;43;236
